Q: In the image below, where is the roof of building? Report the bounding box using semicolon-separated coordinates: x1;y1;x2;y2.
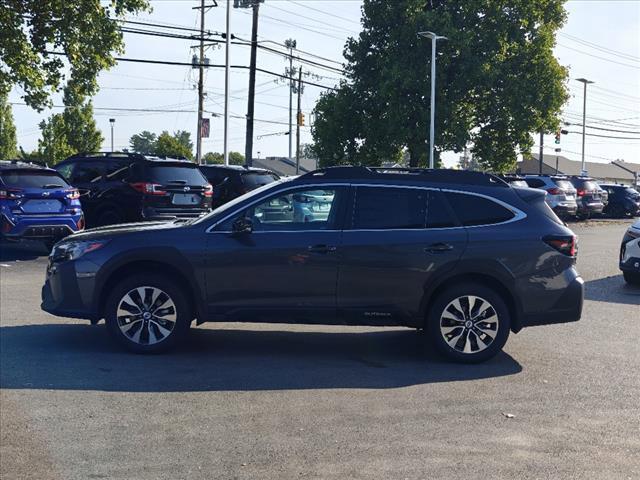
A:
519;154;636;181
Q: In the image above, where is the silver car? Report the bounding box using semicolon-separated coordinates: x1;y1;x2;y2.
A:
524;175;578;218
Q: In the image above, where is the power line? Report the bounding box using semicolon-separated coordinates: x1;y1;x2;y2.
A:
558;32;640;63
286;0;362;27
566;131;640;140
557;43;640;69
563;122;640;135
265;3;359;35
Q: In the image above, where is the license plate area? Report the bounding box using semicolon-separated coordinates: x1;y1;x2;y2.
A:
172;193;200;205
22;199;63;213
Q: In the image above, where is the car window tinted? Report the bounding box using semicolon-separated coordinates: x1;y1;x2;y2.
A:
0;170;69;188
581;181;598;191
241;172;279;189
225;188;340;231
444;192;514;226
554;180;573;190
525;178;545;188
427;191;457;228
147;165;207;185
104;160;132;181
510;180;528;188
55;163;73;181
70;162;103;184
201;168;232;185
626;188;640;197
353;187;427;229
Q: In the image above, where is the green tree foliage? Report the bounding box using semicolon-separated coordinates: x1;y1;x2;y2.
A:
61;84;103;153
229;151;245;165
0;0;150;110
312;0;569;172
202;152;223;164
130;131;157;155
0;86;18;159
37;115;74;165
155;131;193;159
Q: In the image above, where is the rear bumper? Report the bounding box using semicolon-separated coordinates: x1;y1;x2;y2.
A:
1;214;80;240
520;276;584;328
577;202;604;215
553;205;578;216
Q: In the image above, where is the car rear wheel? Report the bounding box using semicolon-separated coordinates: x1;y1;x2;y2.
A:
623;271;640;286
105;275;191;353
427;283;510;363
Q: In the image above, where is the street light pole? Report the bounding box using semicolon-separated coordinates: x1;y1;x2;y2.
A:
224;0;231;166
577;77;594;176
418;31;447;169
109;118;115;152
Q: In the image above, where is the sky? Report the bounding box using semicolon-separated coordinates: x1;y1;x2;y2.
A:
8;0;640;169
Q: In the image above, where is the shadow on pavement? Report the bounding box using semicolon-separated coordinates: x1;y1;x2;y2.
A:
0;241;48;262
0;324;522;392
584;275;640;306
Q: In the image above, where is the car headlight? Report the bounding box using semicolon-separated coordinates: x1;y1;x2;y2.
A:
51;240;108;262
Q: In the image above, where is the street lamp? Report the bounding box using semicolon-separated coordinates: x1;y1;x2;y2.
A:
418;31;447;169
109;118;115;152
576;78;594;176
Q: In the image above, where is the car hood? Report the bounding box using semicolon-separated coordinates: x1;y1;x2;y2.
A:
65;220;182;241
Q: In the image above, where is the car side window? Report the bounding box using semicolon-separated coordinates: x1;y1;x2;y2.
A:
219;187;341;231
352;187;427;230
104;160;132;182
70;161;104;184
56;163;74;181
444;192;515;226
525;178;545;188
427;191;458;228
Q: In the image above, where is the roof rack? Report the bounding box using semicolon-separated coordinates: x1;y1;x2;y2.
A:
67;151;148;160
300;166;508;187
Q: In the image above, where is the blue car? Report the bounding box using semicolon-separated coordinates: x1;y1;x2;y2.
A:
0;160;84;248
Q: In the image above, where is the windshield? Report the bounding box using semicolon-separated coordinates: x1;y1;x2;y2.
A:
0;170;69;189
554;180;574;191
191;179;288;225
147;165;207;185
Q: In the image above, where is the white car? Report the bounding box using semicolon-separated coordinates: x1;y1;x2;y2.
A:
620;219;640;285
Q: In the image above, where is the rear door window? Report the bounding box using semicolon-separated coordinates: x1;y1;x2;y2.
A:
444;192;515;226
69;161;103;184
104;160;132;182
426;191;458;228
1;170;69;188
352;187;427;230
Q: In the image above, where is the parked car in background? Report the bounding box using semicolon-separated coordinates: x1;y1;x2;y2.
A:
620;219;640;285
601;184;640;218
568;176;605;219
524;175;578;218
55;152;212;227
199;164;279;208
496;174;529;188
1;160;84;248
597;185;609;209
42;166;583;363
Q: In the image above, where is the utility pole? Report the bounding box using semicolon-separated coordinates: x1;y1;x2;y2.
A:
109;118;115;152
539;130;544;175
577;77;594;176
244;0;260;167
196;0;205;164
224;0;231;166
296;67;302;175
284;38;297;162
418;31;447;169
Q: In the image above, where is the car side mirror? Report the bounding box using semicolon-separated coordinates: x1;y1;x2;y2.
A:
232;217;253;234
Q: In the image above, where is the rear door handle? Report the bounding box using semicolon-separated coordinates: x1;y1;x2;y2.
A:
425;242;454;254
307;244;337;254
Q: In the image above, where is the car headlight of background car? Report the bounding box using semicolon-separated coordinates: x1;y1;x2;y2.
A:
51;240;109;262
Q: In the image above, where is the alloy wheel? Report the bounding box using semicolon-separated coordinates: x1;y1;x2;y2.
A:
116;286;177;345
439;295;499;354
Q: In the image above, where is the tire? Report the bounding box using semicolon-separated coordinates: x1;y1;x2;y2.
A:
104;274;191;353
426;283;511;363
623;271;640;286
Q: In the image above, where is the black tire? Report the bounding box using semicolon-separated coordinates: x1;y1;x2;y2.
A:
623;271;640;286
426;283;511;364
105;274;191;353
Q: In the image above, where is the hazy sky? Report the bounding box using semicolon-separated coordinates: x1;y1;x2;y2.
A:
9;0;640;168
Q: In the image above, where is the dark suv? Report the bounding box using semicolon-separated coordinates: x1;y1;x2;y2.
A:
569;176;605;219
55;152;212;227
41;167;584;363
601;184;640;218
199;165;279;208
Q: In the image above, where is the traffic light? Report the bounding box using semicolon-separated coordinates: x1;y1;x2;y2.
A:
297;112;305;126
555;130;561;144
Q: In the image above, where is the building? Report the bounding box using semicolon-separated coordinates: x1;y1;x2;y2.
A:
517;154;637;185
252;156;318;176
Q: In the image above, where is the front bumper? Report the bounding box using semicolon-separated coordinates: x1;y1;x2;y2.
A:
520;275;584;328
41;258;99;320
620;235;640;273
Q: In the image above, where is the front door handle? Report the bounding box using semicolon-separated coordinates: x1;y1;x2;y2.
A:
425;242;454;254
307;244;337;254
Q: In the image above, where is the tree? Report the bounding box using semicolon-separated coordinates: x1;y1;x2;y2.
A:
1;0;150;110
61;84;103;153
202;152;224;164
130;131;157;155
229;151;245;165
37;115;74;165
155;131;193;159
0;86;17;159
312;0;569;172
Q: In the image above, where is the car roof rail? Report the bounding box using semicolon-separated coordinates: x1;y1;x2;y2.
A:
66;151;148;161
300;166;508;187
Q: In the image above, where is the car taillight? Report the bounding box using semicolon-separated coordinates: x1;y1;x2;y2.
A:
65;189;80;200
203;184;213;197
129;182;167;195
77;216;85;230
543;235;577;257
547;187;561;195
577;188;585;197
0;189;22;200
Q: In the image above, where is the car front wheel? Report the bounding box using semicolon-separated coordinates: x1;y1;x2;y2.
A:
427;283;511;363
623;271;640;286
105;275;191;353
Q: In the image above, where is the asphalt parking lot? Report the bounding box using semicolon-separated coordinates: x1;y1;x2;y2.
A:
1;220;639;480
